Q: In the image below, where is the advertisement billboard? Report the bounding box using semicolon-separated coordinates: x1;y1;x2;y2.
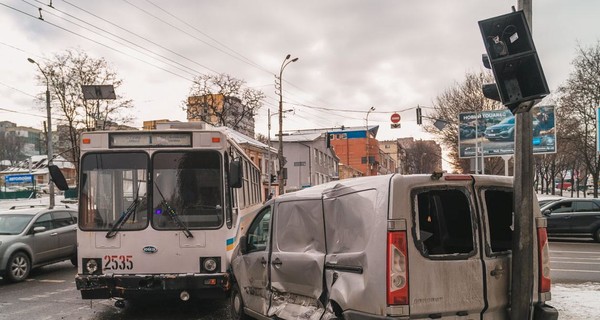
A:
459;105;556;158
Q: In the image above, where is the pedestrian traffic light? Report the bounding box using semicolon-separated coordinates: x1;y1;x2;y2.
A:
478;10;549;114
416;106;422;125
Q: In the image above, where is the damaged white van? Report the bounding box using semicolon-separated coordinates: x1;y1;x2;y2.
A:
229;173;558;319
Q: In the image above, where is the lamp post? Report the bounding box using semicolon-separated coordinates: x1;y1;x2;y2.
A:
28;58;55;208
365;106;375;176
277;54;298;195
267;108;293;197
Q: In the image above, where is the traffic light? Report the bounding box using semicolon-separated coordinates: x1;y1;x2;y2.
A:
270;174;276;183
478;10;549;114
416;106;422;125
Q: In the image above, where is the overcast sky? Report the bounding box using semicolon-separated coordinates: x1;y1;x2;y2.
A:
1;0;599;148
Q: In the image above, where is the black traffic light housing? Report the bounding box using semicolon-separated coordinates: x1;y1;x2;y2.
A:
479;10;549;114
416;106;423;125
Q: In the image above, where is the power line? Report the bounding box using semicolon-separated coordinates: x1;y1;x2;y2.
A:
60;0;218;74
0;81;36;98
144;0;270;74
0;107;48;119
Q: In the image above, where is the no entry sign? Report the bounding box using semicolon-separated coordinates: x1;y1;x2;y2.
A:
390;113;401;123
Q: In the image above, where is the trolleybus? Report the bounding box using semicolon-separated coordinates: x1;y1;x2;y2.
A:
53;123;263;304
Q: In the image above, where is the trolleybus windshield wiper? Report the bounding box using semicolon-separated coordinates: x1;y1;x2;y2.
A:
106;197;140;239
154;181;194;238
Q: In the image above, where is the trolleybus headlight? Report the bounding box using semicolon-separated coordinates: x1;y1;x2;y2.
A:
200;257;220;273
86;259;99;274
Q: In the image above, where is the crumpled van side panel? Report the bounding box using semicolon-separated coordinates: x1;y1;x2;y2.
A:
323;177;390;316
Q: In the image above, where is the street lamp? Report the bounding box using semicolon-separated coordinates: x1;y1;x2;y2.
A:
277;54;298;195
267;108;293;197
28;58;55;208
365;106;375;176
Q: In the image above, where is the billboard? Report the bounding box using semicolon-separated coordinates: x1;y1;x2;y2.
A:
459;105;556;158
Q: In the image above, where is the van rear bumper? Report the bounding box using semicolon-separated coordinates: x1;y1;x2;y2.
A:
534;303;559;320
75;273;230;300
342;310;407;320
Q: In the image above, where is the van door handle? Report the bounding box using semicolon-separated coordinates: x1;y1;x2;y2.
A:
260;257;267;267
490;265;504;279
272;258;282;268
50;232;59;236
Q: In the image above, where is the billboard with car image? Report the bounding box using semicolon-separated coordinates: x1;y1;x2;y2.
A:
459;105;556;158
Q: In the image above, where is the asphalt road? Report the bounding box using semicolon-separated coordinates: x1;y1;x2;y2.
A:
549;238;600;284
0;262;232;320
0;240;597;319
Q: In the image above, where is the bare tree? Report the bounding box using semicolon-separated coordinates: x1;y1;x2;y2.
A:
32;49;134;181
185;73;265;133
424;71;503;173
557;41;600;197
0;134;25;165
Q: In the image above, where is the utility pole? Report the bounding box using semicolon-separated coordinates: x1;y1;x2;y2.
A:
28;58;55;209
365;107;375;176
276;54;298;195
512;0;535;319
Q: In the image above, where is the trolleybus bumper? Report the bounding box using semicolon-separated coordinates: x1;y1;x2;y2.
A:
75;273;230;300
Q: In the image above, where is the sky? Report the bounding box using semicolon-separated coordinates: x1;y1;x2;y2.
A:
1;0;600;158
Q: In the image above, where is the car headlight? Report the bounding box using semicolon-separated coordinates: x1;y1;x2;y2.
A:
200;257;220;273
86;259;98;273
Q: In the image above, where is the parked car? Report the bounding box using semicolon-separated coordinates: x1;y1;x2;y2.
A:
541;198;600;242
229;174;557;320
0;205;78;282
537;195;566;208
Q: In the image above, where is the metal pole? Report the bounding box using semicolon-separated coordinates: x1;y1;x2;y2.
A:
28;58;55;208
267;109;272;196
512;1;534;319
277;55;298;195
46;85;55;208
366;107;375;176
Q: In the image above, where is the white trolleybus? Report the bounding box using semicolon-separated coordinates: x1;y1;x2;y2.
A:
56;124;263;304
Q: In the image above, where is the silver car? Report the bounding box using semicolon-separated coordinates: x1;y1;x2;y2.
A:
0;205;78;282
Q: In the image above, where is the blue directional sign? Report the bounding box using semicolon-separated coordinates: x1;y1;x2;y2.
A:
5;174;34;184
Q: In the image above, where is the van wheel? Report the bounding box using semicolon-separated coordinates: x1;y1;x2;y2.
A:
5;252;31;282
230;283;250;320
594;228;600;243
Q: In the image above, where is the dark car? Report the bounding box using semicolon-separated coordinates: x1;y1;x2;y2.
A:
0;205;78;282
485;116;541;142
541;199;600;242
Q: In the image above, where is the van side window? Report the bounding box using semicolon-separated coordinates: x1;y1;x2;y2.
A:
484;189;513;253
246;207;272;252
415;189;474;256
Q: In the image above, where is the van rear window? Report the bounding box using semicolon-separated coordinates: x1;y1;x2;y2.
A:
415;189;474;256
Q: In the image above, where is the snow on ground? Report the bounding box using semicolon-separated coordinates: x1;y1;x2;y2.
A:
551;282;600;319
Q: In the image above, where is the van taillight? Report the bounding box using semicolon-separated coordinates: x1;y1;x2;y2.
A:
387;231;409;305
537;227;551;293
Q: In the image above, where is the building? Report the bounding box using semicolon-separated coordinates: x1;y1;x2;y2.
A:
278;131;339;192
379;140;402;173
327;125;380;176
187;94;256;138
3;125;43;156
0;155;77;191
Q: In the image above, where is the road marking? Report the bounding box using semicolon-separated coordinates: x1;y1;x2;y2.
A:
38;279;66;283
552;268;600;273
550;250;600;254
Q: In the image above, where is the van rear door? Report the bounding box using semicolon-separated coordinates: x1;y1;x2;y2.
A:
405;178;486;319
475;183;513;319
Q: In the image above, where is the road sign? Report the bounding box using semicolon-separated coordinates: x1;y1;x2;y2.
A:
390;113;401;123
5;174;34;184
391;123;401;129
293;161;306;166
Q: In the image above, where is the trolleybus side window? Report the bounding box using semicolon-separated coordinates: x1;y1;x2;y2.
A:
79;152;149;231
152;151;223;230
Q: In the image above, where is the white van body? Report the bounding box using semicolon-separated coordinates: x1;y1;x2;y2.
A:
230;174;557;320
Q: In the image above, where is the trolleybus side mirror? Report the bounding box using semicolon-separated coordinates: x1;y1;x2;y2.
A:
48;165;69;191
239;235;248;254
229;160;243;188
